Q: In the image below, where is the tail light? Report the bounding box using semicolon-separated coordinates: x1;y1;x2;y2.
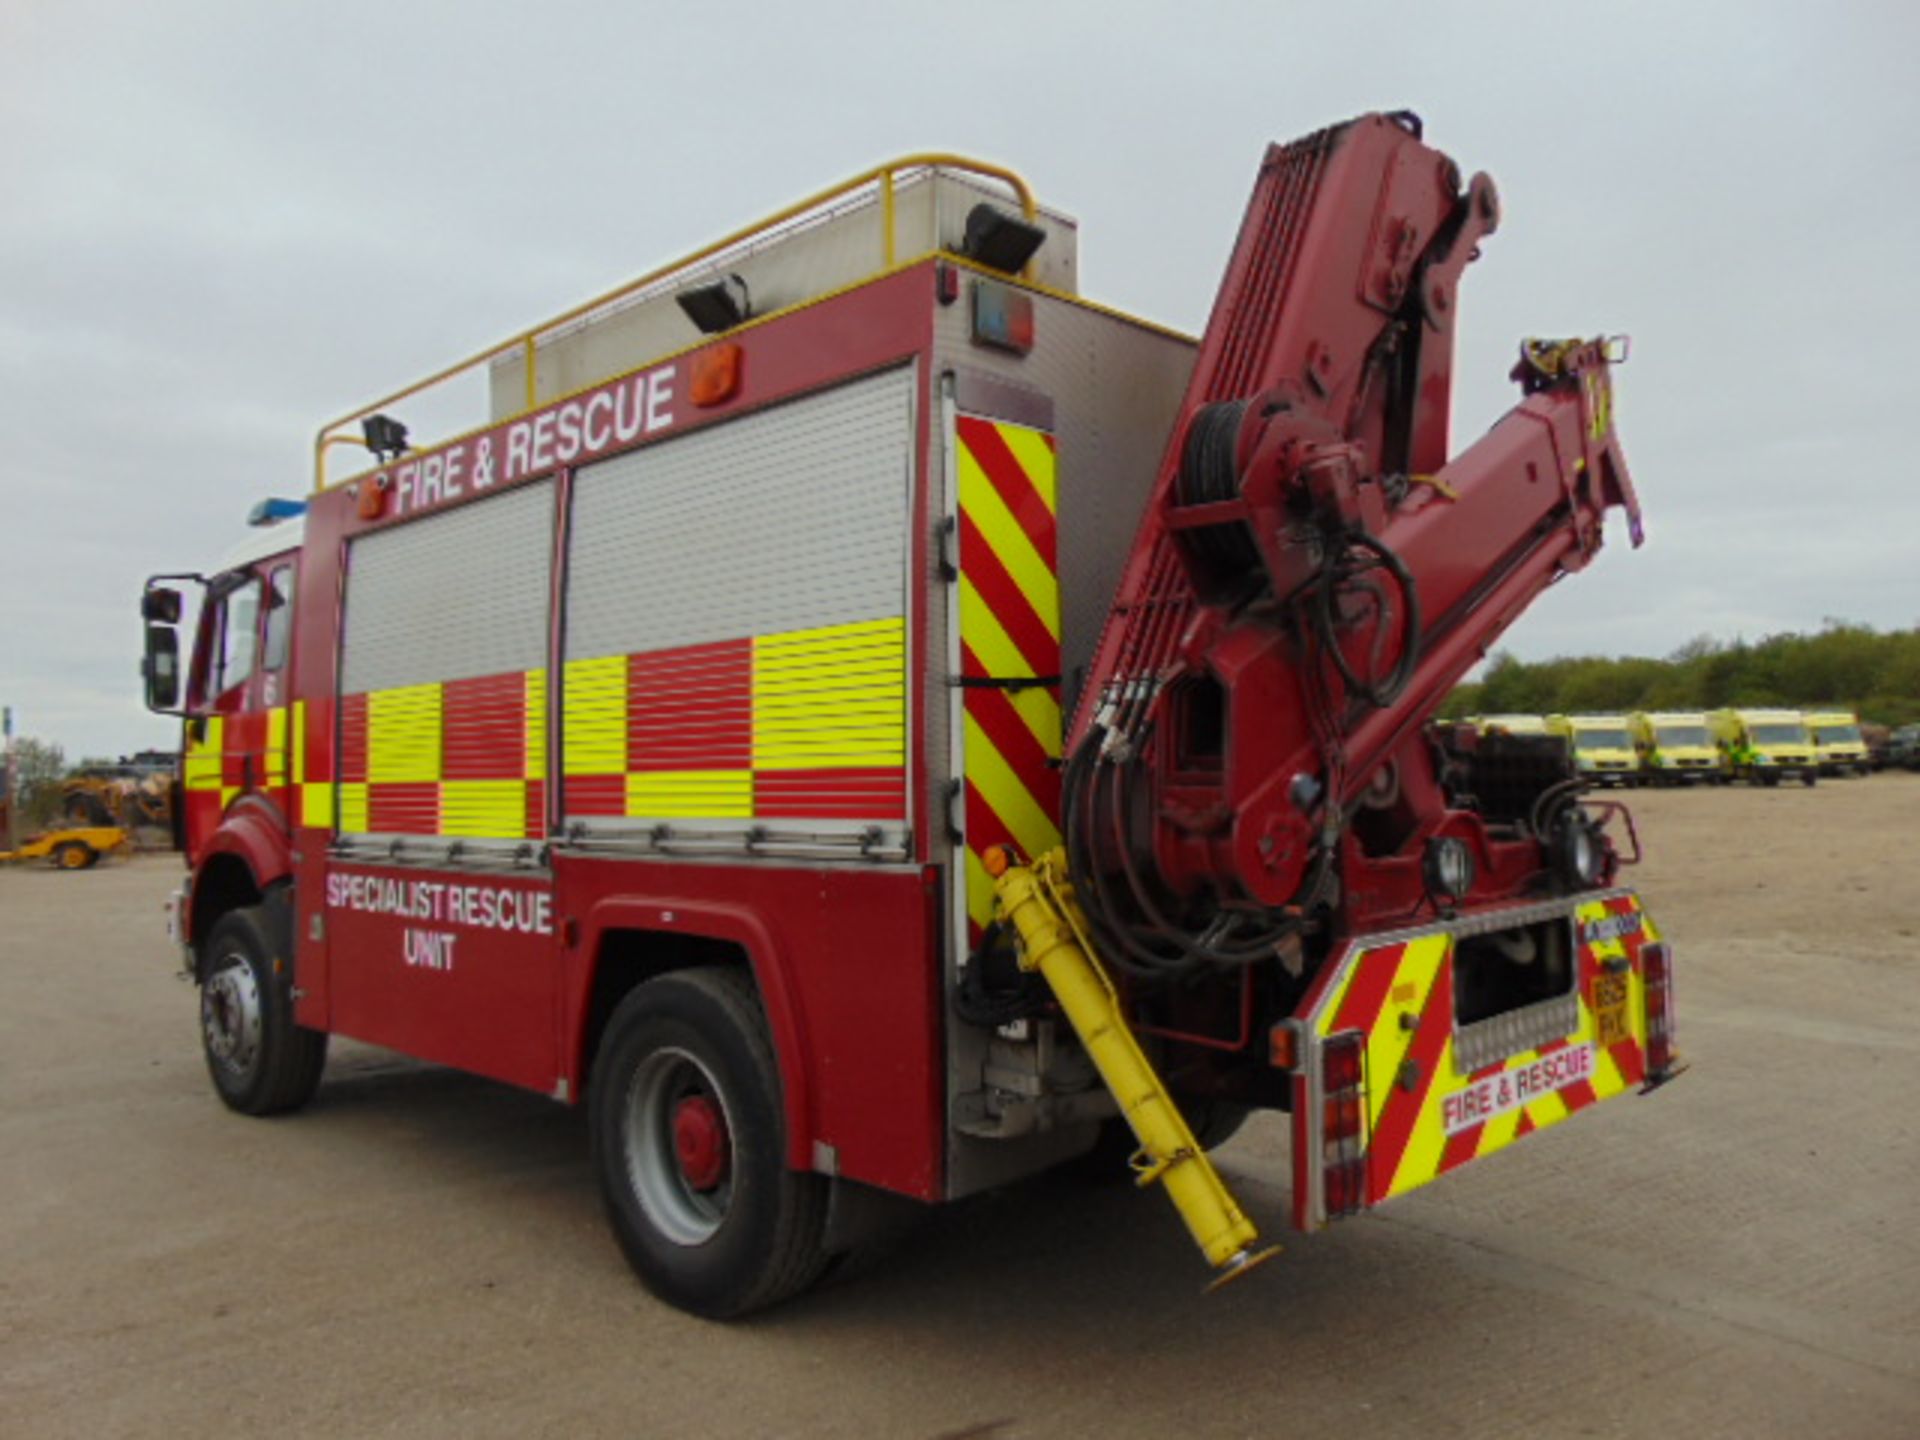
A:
1322;1031;1368;1218
1642;941;1676;1078
1324;1156;1366;1216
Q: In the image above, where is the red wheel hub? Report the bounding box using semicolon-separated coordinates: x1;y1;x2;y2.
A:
672;1094;730;1192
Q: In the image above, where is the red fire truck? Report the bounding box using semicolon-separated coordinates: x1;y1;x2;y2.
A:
142;114;1678;1317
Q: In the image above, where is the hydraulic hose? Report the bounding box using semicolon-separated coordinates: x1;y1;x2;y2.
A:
1312;529;1421;710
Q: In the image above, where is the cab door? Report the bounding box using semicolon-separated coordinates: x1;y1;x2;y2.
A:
251;559;298;823
181;567;263;857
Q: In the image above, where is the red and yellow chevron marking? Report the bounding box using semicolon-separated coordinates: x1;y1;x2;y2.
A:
1310;893;1660;1208
560;616;907;826
954;414;1060;942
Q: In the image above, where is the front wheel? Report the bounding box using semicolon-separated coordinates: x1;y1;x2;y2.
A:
199;906;328;1115
590;968;829;1318
1801;769;1818;787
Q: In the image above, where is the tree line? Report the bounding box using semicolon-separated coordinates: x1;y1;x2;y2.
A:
1443;623;1920;727
0;738;72;829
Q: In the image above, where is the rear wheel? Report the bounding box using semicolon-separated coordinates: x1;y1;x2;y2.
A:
199;906;328;1115
53;841;97;870
590;968;828;1318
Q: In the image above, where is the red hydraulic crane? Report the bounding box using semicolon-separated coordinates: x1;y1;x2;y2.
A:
1062;111;1643;977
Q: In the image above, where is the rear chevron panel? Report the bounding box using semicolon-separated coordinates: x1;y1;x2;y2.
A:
1310;893;1661;1209
956;414;1061;941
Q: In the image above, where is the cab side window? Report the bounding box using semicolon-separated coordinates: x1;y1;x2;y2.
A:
213;578;262;702
262;565;294;672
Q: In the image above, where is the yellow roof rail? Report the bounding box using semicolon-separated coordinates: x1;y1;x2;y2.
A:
313;154;1038;492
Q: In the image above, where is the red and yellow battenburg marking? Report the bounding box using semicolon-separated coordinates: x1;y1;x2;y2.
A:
1307;893;1659;1211
182;708;299;832
334;670;548;838
954;414;1061;943
560;617;907;825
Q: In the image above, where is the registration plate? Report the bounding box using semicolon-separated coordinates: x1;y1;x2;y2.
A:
1592;969;1630;1048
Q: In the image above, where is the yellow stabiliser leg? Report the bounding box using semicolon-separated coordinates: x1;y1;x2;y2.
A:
990;847;1280;1290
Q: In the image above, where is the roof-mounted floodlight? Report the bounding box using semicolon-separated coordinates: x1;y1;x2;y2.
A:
676;274;752;334
963;203;1046;275
361;413;410;462
246;497;309;528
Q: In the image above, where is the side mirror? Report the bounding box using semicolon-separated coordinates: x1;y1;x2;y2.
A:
143;625;180;711
142;587;183;624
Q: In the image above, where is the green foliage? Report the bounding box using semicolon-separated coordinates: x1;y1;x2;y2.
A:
1439;623;1920;726
2;736;69;829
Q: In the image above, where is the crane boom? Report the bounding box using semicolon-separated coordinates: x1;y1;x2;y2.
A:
1066;112;1643;975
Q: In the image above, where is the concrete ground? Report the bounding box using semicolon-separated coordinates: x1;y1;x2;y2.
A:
4;776;1917;1438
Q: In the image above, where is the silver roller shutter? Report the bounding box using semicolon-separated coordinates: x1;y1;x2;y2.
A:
341;479;555;695
564;366;916;859
567;366;914;660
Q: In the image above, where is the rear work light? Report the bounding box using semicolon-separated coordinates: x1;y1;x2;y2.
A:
1641;941;1678;1082
1322;1031;1368;1218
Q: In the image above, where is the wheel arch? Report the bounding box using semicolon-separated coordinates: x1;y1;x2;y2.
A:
572;898;814;1171
188;800;293;948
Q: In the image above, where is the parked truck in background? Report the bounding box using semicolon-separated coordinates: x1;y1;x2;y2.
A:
1471;713;1549;737
1804;710;1870;777
1889;725;1920;771
1546;714;1638;787
1629;710;1721;786
138;115;1677;1317
1710;708;1818;786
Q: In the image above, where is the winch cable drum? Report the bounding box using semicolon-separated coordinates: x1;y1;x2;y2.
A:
1174;398;1258;574
1065;396;1427;979
1175;398;1423;711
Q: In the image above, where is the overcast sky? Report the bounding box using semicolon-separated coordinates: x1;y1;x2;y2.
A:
4;1;1917;759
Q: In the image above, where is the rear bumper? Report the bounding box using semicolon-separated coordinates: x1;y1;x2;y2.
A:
1284;889;1674;1231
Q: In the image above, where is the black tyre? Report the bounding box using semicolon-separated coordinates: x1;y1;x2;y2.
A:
1801;769;1817;787
1759;772;1780;788
590;968;828;1319
52;841;97;871
199;905;328;1116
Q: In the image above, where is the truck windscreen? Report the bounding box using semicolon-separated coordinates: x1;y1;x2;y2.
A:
1814;724;1861;744
1656;725;1708;747
1752;724;1806;745
1576;728;1630;750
